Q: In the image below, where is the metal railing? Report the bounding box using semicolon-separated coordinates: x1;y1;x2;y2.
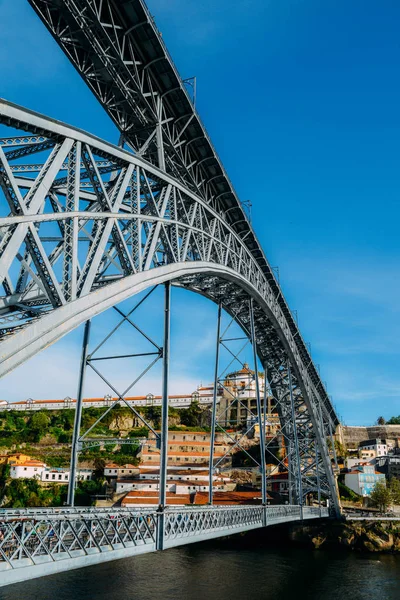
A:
0;504;330;586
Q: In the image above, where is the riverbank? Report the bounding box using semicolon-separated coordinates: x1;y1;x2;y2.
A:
215;519;400;554
283;519;400;552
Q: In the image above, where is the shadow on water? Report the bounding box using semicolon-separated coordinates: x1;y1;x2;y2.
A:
0;531;399;600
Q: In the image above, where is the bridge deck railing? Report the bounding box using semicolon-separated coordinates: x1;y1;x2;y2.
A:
0;504;329;576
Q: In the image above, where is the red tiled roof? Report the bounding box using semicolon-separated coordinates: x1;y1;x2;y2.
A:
141;451;224;457
194;491;263;505
121;491;191;506
11;460;45;467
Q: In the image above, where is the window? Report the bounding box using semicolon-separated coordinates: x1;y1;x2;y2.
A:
58;474;62;480
24;467;27;471
45;474;49;480
52;474;55;480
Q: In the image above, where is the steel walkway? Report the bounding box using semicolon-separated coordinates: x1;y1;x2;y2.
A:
0;505;329;587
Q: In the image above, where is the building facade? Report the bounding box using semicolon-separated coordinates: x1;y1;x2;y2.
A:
359;439;388;458
344;464;386;497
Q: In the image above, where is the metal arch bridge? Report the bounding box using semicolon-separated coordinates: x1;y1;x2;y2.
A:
0;0;340;587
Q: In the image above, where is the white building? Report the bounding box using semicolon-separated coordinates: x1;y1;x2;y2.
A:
344;464;386;497
10;460;46;480
9;460;92;483
115;478;230;495
41;467;92;483
104;463;138;479
359;439;388;458
346;458;374;469
0;391;215;412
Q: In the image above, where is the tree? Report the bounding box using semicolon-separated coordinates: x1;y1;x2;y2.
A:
180;401;202;427
389;478;400;505
29;411;50;442
369;480;392;513
387;415;400;425
93;457;106;480
377;416;386;425
334;440;348;460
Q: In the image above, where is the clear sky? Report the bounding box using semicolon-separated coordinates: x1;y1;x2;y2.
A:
0;0;399;425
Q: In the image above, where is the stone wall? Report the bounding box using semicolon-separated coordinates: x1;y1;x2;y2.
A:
336;425;400;449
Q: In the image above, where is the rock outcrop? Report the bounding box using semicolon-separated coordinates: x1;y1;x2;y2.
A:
288;520;400;553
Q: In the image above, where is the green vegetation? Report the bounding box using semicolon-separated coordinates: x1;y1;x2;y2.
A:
388;477;400;505
370;480;392;512
334;440;348;460
0;478;105;508
387;415;400;425
338;481;361;503
0;403;208;451
0;409;75;446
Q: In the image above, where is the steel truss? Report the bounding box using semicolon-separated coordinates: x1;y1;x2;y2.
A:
0;99;339;514
26;0;335;437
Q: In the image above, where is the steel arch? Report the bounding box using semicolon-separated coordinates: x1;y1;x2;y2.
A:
0;100;339;514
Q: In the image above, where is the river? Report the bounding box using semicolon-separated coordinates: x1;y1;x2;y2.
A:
0;535;399;600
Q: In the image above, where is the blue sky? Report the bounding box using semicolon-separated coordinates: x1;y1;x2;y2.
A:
0;0;399;425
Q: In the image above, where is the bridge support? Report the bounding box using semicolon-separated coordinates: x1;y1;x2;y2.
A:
249;299;267;513
209;301;221;505
67;319;91;506
288;360;303;516
157;281;171;550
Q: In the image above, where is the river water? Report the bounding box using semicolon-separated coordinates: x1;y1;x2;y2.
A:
0;536;399;600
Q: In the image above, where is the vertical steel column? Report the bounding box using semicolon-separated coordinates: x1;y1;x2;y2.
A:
249;299;267;509
263;368;268;503
328;419;339;471
157;282;171;550
317;404;325;516
156;97;165;171
67;320;91;506
315;443;322;514
288;360;303;513
209;302;222;504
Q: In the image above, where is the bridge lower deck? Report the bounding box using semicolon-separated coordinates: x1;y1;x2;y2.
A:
0;505;329;588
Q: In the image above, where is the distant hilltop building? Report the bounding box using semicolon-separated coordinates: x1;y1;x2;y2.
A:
0;391;213;412
0;364;274;428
